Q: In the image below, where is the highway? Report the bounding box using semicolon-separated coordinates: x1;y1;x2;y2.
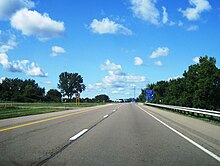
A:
0;103;219;165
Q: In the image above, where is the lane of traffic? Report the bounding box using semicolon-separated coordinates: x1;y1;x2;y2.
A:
138;103;220;157
0;104;120;165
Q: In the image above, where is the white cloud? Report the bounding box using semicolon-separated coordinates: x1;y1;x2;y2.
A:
51;46;65;56
162;6;168;24
187;25;199;31
42;81;52;84
193;56;200;63
178;21;184;27
161;7;176;26
26;62;48;77
89;59;145;91
134;57;143;66
155;61;163;66
117;87;124;91
0;77;6;84
0;0;34;20
112;90;119;94
0;53;48;77
0;53;9;68
150;47;169;58
179;0;211;21
130;0;160;25
101;59;125;76
0;32;17;53
88;83;105;89
10;8;65;41
90;17;132;35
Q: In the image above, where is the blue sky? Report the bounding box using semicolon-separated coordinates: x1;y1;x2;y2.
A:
0;0;220;100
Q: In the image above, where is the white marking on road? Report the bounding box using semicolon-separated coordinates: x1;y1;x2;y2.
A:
69;129;88;141
103;115;109;118
137;105;220;162
113;109;116;112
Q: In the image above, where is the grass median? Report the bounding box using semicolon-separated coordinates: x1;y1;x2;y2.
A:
0;102;106;119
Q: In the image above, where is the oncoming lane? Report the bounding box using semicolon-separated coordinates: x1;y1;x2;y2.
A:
0;104;121;166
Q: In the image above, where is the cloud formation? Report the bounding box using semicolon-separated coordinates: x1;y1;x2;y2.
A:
88;59;145;91
187;25;199;31
155;60;163;66
134;57;143;66
0;77;6;84
0;0;34;20
0;33;17;53
193;56;200;63
130;0;160;25
10;8;65;41
150;47;169;58
51;46;66;56
0;53;48;77
90;17;132;35
162;6;168;24
179;0;211;21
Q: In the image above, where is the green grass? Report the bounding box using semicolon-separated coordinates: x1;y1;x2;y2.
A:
0;102;105;107
0;102;106;119
0;107;67;119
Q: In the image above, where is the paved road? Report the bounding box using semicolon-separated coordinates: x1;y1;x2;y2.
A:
0;103;219;165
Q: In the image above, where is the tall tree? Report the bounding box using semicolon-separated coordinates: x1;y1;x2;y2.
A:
46;89;62;102
144;56;220;110
58;72;86;99
95;94;110;102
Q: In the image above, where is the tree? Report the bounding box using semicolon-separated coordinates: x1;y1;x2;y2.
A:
137;89;146;102
46;89;62;102
58;72;86;99
95;94;110;102
0;78;45;102
144;56;220;110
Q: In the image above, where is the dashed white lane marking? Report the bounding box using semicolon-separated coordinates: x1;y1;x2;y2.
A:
136;105;220;162
113;109;116;112
69;129;88;141
103;115;109;118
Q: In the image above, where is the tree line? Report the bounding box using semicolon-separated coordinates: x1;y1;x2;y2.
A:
0;78;61;102
138;56;220;110
0;72;111;103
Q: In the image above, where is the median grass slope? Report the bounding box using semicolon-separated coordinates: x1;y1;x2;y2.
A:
0;102;105;119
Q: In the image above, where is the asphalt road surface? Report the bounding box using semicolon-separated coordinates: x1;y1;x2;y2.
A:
0;103;219;166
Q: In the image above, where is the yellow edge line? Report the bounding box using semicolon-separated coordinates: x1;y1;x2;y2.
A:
0;107;99;133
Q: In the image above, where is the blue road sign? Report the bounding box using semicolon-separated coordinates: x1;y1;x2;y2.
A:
145;90;154;100
131;98;136;103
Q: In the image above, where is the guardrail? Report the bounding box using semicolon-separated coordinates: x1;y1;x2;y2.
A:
145;103;220;120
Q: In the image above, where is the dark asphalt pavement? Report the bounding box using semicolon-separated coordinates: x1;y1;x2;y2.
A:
0;103;219;166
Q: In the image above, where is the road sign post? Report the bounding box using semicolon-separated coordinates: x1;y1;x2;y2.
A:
75;93;80;105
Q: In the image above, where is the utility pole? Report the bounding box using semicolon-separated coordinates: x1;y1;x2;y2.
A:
133;84;136;99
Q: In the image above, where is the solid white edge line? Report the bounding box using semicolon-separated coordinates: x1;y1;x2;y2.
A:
136;105;220;162
69;129;88;141
103;115;109;118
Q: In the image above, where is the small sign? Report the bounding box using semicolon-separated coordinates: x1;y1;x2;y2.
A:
75;93;80;98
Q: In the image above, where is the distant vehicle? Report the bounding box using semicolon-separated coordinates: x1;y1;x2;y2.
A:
115;99;124;103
